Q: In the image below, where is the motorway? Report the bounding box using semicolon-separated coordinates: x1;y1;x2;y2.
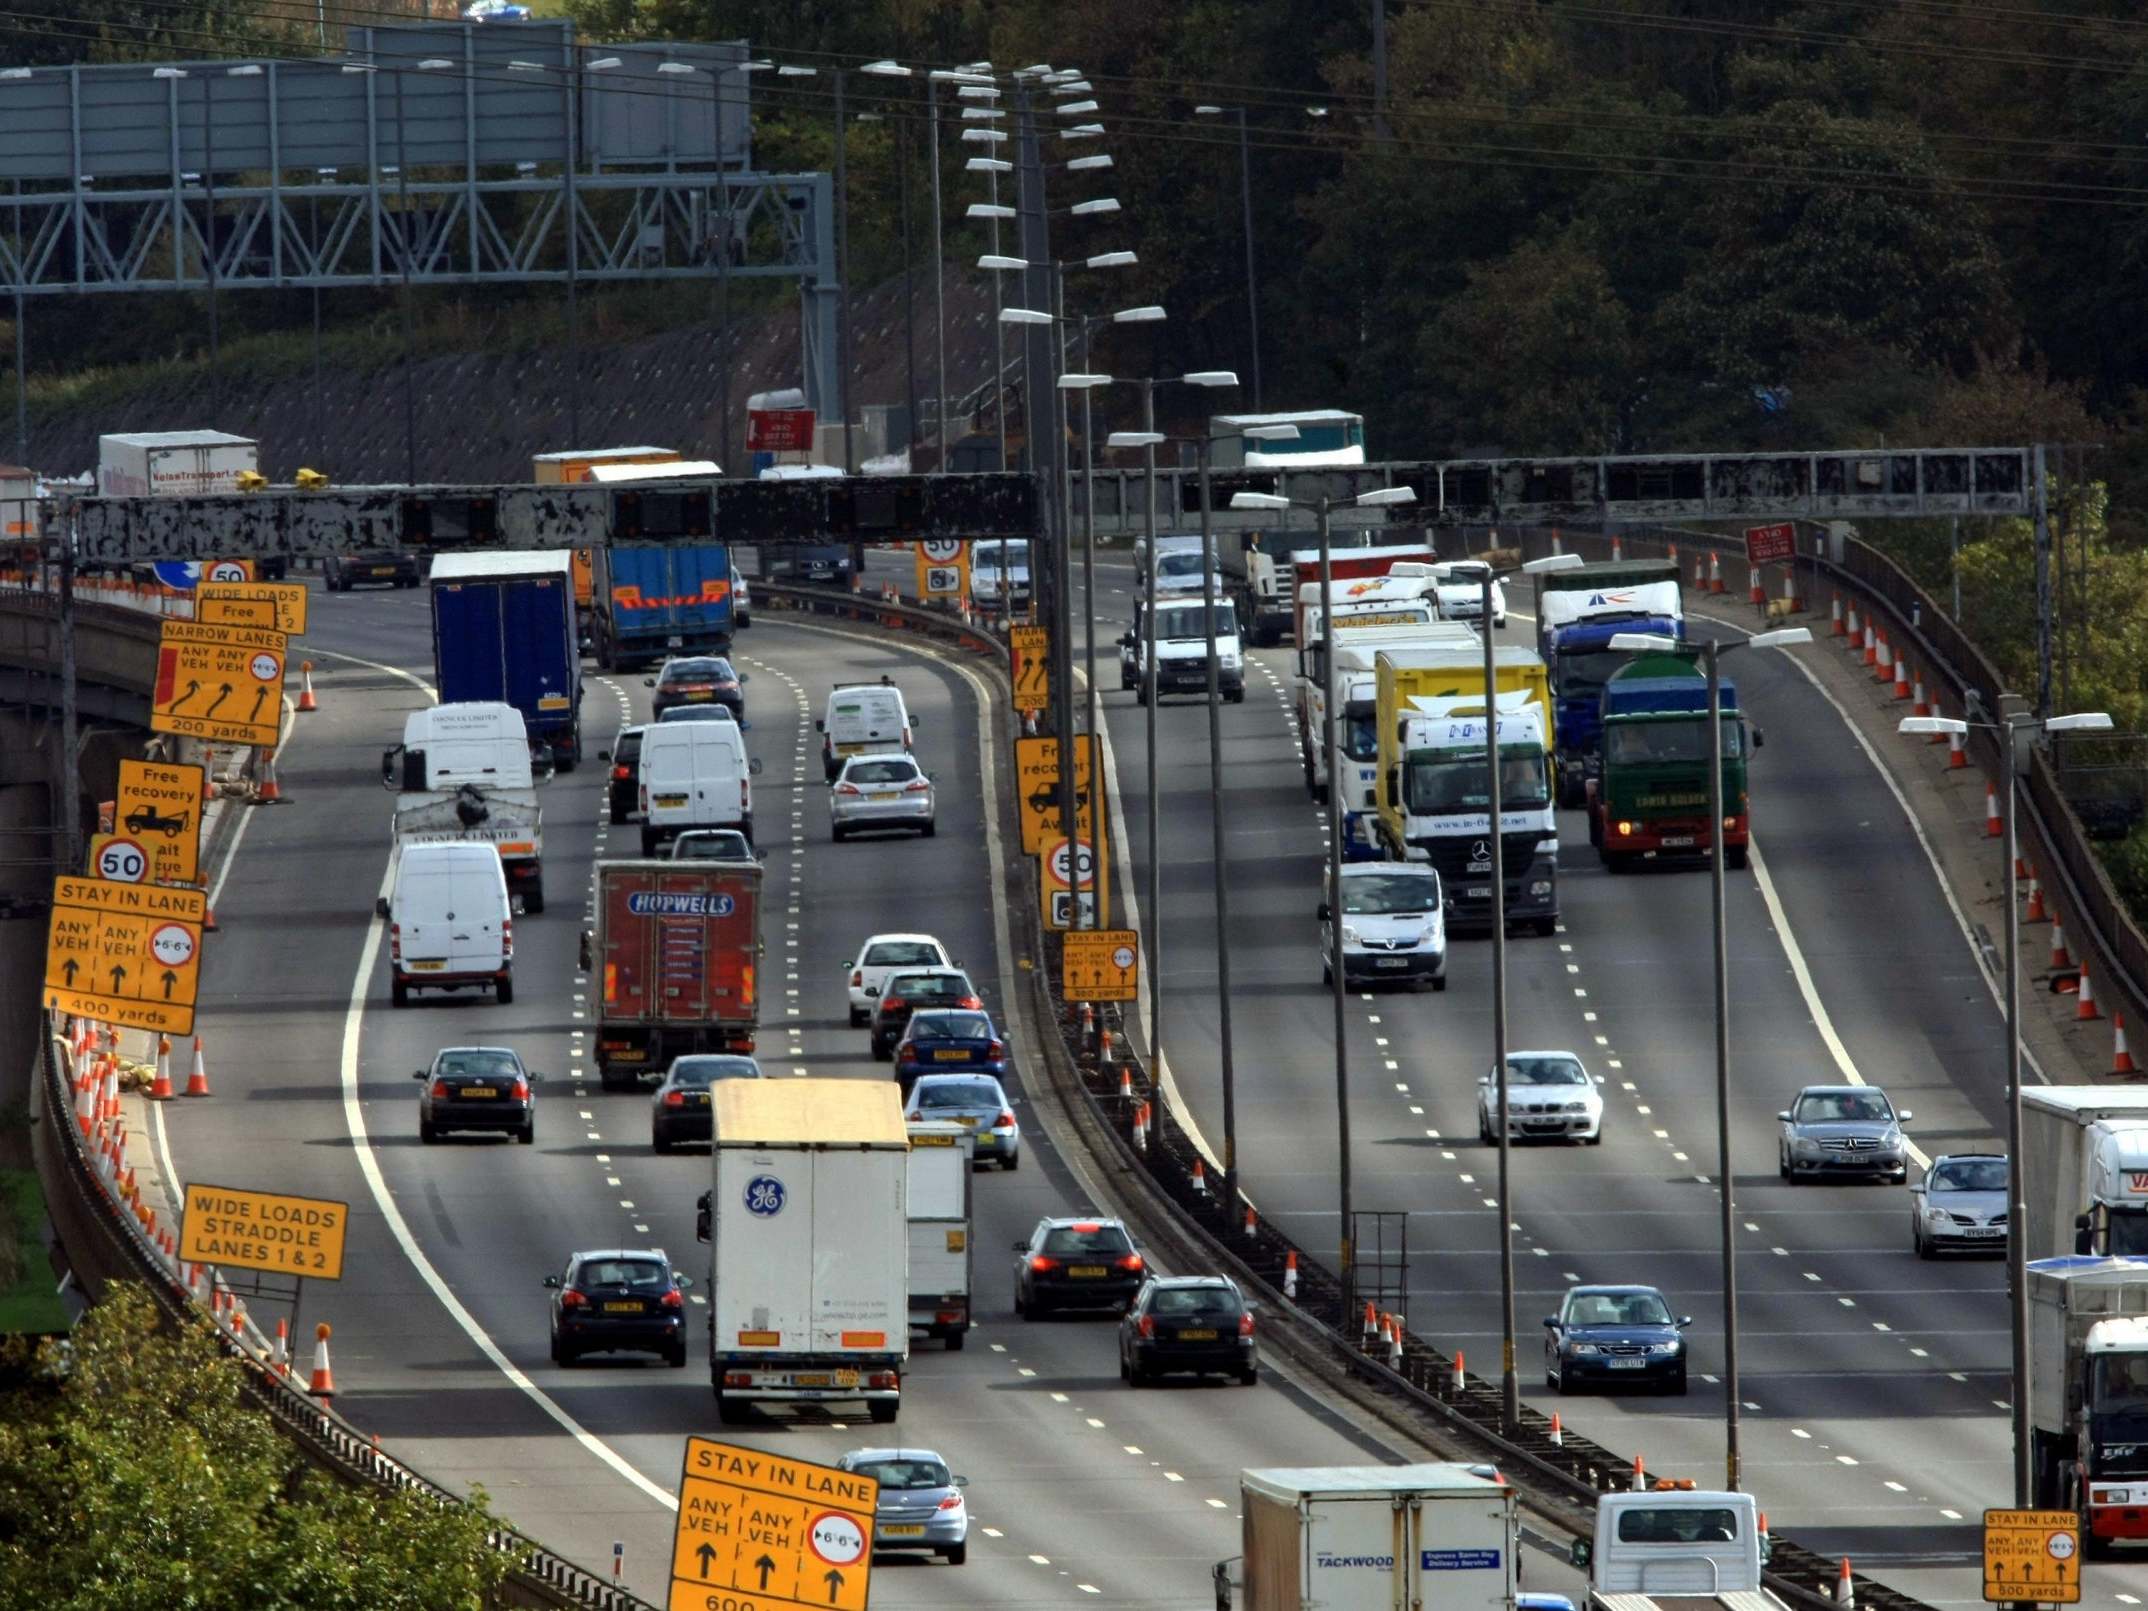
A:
145;580;1594;1609
1049;545;2148;1608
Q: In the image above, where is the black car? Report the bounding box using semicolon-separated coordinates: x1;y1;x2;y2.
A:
869;968;983;1060
544;1247;690;1366
651;1054;763;1151
1119;1275;1257;1386
602;727;645;824
324;549;421;590
1014;1216;1146;1318
415;1045;538;1144
1543;1284;1690;1395
648;656;746;718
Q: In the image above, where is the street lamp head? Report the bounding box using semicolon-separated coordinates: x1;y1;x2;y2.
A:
1230;492;1293;511
1608;632;1679;653
961;129;1009;144
966;203;1016;220
657;61;695;75
964;158;1013;173
152;66;188;78
1069;198;1121;216
1748;627;1814;650
1058;373;1113;389
861;60;912;76
1111;305;1166;323
1062;124;1106;139
999;307;1053;325
2047;712;2116;733
1086;250;1137;268
776;64;818;77
583;57;621;71
976;254;1028;270
956;85;1001;100
1067;154;1114;172
1521;552;1585;574
1193;104;1225;116
1897;716;1968;737
1355;487;1417;508
227;64;264;76
1053;81;1094;94
1055;100;1101;115
1107;431;1166;448
961;107;1007;121
1181;371;1238;387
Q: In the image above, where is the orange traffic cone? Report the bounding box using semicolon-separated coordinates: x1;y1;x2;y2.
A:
2080;963;2103;1021
296;661;319;713
1874;632;1893;683
1549;1412;1564;1446
1632;1453;1648;1491
2026;873;2048;923
1387;1315;1404;1368
147;1035;174;1100
1846;603;1861;646
1693;556;1707;590
1836;1558;1856;1609
1117;1066;1133;1104
1190;1157;1208;1195
202;892;218;933
1707;552;1725;593
2117;1015;2138;1077
1452;1349;1467;1393
1243;1204;1258;1240
256;749;282;804
183;1035;211;1097
273;1317;291;1376
1782;568;1802;612
308;1323;335;1398
2052;920;2073;971
1891;653;1910;700
1948;727;1968;769
1283;1250;1299;1300
1985;783;2003;838
1830;595;1845;636
1610;532;1623;561
1748;566;1765;606
1909;669;1926;713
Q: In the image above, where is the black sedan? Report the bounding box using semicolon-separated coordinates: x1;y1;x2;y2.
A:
1543;1284;1690;1395
1014;1216;1146;1318
601;727;645;824
1119;1275;1257;1386
651;1054;764;1151
544;1248;690;1366
648;656;746;718
869;968;984;1060
415;1046;537;1144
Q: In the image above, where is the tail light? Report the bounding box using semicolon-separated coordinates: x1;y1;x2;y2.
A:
903;778;931;794
1136;1314;1155;1338
664;1090;686;1107
881;996;905;1013
559;1288;587;1309
867;1372;898;1389
389;923;402;962
640;786;649;812
740;781;750;813
1029;1255;1059;1273
511;1077;529;1100
996;1110;1016;1128
501;917;513;958
1116;1254;1146;1273
432;1080;453;1099
835;783;863;797
906;1110;922;1122
724;1372;752;1388
957;995;983;1010
851;970;864;987
659;1287;684;1309
613;764;630;780
936;1493;964;1511
987;1039;1005;1059
1238;1311;1255;1337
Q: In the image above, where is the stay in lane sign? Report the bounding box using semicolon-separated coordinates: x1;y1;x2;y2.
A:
43;876;206;1035
1063;929;1138;1002
151;619;288;748
178;1183;348;1280
115;756;205;886
668;1437;878;1611
1983;1509;2079;1604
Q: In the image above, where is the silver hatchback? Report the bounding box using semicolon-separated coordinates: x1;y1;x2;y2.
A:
831;754;936;840
834;1447;969;1564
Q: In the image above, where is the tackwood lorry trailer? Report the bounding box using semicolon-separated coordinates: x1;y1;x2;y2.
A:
583;860;759;1088
699;1079;909;1424
381;702;548;913
906;1121;974;1350
2028;1256;2148;1554
1372;645;1558;934
429;551;584;770
1568;1487;1788;1611
1588;653;1749;870
1535;560;1684;806
1218;1463;1517;1611
2022;1088;2148;1260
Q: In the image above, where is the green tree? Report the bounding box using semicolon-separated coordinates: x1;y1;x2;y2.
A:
0;1285;515;1610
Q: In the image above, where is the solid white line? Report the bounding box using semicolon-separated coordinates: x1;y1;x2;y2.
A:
306;646;440;703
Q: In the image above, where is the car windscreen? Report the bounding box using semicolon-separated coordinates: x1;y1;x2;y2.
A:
617;732;643;762
1555;650;1630;701
850;1458;952;1491
1796;1092;1891;1123
1149;1285;1242;1320
1343;706;1379;762
436;1051;520;1078
1153;602;1238;640
916;1079;1002;1110
1568;1291;1672;1327
659;706;735;723
1155;551;1209;578
1615;1507;1739;1544
1404;752;1550;812
1507;1057;1586;1086
1041;1223;1133;1256
1341;873;1439;915
909;1012;992;1041
576;1259;666;1291
675;834;751;858
1930;1158;2007;1192
866;941;942;967
668;1057;760;1086
847;759;919;784
1605;716;1744;762
887;973;969;1002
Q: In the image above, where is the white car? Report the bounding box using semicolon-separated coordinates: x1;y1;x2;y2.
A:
846;932;953;1026
1477;1050;1603;1144
1433;560;1508;627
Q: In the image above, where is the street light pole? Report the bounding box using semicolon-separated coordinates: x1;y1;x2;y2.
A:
928;76;947;468
1706;635;1740;1491
1320;496;1352;1313
1482;568;1518;1433
1142;383;1162;1061
2003;712;2029;1506
1199;438;1241;1213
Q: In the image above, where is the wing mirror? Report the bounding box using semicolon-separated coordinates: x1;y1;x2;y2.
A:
643;677;657;688
815;718;826;732
1677;1315;1694;1328
375;895;391;919
412;1069;428;1080
910;715;920;728
1776;1110;1792;1123
1541;1316;1557;1328
379;747;400;790
543;1275;561;1289
1569;1539;1593;1571
1317;901;1331;922
578;930;594;973
1012;1240;1029;1253
1752;727;1766;749
750;758;765;776
696;1190;712;1243
674;1275;693;1290
597;748;612;763
1897;1109;1913;1123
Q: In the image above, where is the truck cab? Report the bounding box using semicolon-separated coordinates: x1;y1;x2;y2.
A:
381;702;549;912
1571;1490;1775;1608
2029;1256;2148;1554
1588;655;1750;871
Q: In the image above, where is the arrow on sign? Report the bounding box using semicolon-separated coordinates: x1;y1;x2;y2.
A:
62;958;78;986
108;963;127;993
248;686;268;725
171;679;201;711
753;1553;777;1591
161;969;178;1000
204;683;233;717
695;1542;718;1579
822;1569;846;1603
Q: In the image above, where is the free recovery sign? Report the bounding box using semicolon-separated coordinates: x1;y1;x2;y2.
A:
178;1183;348;1281
669;1437;878;1611
42;876;205;1035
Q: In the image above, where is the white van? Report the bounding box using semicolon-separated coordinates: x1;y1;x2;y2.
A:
639;721;759;855
969;538;1031;616
379;842;514;1008
818;681;916;780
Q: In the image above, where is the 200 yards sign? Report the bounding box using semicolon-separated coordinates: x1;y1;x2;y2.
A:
151;619;288;748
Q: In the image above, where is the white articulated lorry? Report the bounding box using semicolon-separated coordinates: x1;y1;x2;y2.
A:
699;1078;909;1424
1216;1464;1517;1611
2022;1087;2148;1260
905;1120;974;1351
380;702;548;914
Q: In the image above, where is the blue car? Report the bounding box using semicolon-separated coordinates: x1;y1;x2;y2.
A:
1543;1283;1690;1395
893;1009;1006;1095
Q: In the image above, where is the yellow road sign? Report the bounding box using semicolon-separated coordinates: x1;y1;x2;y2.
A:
178;1182;348;1281
1039;834;1109;931
1011;623;1049;712
200;580;307;635
151;619;288;748
1064;929;1138;1002
115;757;205;886
43;876;206;1035
915;537;969;600
1015;734;1099;855
1984;1509;2080;1604
668;1437;878;1611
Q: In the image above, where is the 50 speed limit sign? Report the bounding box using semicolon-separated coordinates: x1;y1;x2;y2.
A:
91;836;150;884
919;537;964;564
1039;835;1110;930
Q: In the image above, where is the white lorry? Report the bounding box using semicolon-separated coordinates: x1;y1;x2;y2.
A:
1217;1463;1517;1611
97;430;287;580
905;1121;974;1351
1568;1488;1788;1611
380;702;548;914
699;1078;909;1425
2027;1256;2148;1555
2022;1087;2148;1261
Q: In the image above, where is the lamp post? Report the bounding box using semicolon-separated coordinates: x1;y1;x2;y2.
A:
1616;625;1815;1487
1192;103;1260;409
1901;700;2113;1505
1231;483;1420;1315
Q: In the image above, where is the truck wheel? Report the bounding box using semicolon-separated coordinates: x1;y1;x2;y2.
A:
391;976;410;1008
524;882;545;915
1726;846;1749;870
1532;917;1558;937
1226;685;1246;704
946;1328;966;1352
641;828;661;856
496;976;515;1006
716;1398;747;1425
868;1398;899;1425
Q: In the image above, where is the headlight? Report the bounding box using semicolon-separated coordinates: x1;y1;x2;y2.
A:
1948;1211;1979;1226
1649;1340;1682;1355
1564;1101;1589;1114
1534;839;1559;855
1529;880;1552;896
1795;1136;1822;1155
1420;923;1442;945
1566;1342;1600;1356
1340;925;1361;945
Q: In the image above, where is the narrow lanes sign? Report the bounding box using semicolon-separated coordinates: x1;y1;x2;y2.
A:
669;1438;878;1611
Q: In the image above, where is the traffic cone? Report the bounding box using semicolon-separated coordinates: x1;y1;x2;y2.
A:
1836;1559;1856;1609
1830;595;1845;636
1707;552;1725;594
1948;727;1968;769
183;1035;211;1097
1874;632;1892;683
2117;1015;2137;1076
1078;1001;1094;1046
1283;1250;1299;1300
2080;963;2103;1021
1985;782;2003;838
273;1317;291;1376
1133;1101;1149;1151
1549;1412;1563;1447
1929;702;1949;744
1610;532;1623;561
1190;1157;1208;1195
1910;670;1928;715
1632;1453;1648;1491
1862;622;1876;666
73;1067;93;1135
256;749;282;804
2026;873;2048;923
2016;850;2032;881
1117;1066;1134;1104
147;1035;174;1100
1452;1349;1466;1393
1388;1316;1404;1368
203;893;218;933
296;661;319;713
1693;556;1706;590
1782;567;1803;612
2052;920;2073;971
1098;1026;1114;1065
1748;566;1765;606
1363;1301;1378;1344
1846;603;1860;646
1243;1204;1258;1239
307;1323;335;1398
1891;654;1910;700
120;1164;137;1205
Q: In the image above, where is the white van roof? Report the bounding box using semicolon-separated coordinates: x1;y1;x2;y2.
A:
395;840;505;872
585;460;722;483
428;550;574;582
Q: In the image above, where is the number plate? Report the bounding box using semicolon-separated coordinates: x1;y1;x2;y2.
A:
794;1373;829;1387
1608;1357;1646;1370
833;1369;860;1388
654;794;688;809
458;1086;497;1098
1660;835;1696;847
690;1092;709;1106
1964;1226;2004;1238
933;1049;971;1061
1465;886;1491;899
1374;957;1408;969
867;790;901;800
408;959;446;972
1176;1328;1219;1341
881;1525;926;1538
602;1301;644;1314
1070;1265;1108;1278
371;565;397;576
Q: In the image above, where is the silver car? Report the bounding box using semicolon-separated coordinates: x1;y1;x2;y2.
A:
906;1072;1019;1169
1911;1153;2008;1257
1777;1084;1912;1184
669;829;756;862
834;1447;968;1564
831;754;936;840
